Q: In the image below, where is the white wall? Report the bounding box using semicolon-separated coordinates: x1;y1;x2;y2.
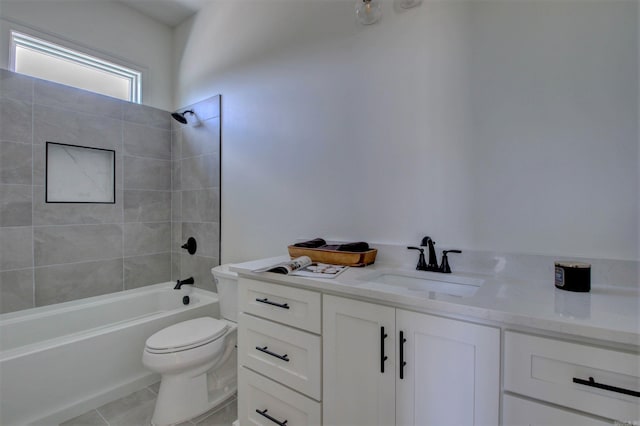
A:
0;0;174;110
174;0;638;263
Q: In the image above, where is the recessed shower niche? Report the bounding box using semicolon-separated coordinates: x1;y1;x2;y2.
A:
45;142;116;203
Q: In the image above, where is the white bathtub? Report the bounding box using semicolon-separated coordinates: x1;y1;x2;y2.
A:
0;283;219;426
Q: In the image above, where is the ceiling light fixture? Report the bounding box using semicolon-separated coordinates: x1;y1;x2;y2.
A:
355;0;381;25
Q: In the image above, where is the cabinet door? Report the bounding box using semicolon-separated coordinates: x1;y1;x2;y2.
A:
396;310;500;426
503;394;612;426
323;295;395;426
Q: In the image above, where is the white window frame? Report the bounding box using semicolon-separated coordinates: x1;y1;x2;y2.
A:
9;30;142;103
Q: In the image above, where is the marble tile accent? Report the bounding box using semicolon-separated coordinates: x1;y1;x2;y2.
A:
124;222;171;256
123;156;171;190
180;254;218;293
34;224;123;266
59;409;107;426
0;141;32;185
33;104;122;150
0;98;32;143
123;122;171;160
35;258;123;306
0;227;33;270
94;387;156;426
182;189;220;223
34;79;123;119
123;103;170;130
182;222;219;259
33;186;123;226
0;269;34;313
124;252;171;289
181;118;220;159
0;69;33;103
181;154;219;190
124;190;171;223
194;397;237;426
0;184;32;227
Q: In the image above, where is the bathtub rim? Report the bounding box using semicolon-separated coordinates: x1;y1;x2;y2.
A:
0;283;219;361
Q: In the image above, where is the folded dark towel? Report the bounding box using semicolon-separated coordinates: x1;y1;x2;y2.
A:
293;238;327;248
336;242;370;252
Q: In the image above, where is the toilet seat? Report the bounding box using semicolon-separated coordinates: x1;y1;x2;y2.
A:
145;317;228;354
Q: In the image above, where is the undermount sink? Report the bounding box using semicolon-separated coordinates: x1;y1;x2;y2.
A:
357;269;485;298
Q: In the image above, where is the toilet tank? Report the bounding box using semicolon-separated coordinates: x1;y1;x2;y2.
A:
211;264;238;323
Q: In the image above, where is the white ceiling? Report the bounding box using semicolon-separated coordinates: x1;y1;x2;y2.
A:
117;0;206;27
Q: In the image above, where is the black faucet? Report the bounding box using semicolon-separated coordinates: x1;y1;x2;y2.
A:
408;237;462;273
174;277;194;289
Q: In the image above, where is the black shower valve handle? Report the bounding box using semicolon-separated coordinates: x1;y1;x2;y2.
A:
181;237;197;255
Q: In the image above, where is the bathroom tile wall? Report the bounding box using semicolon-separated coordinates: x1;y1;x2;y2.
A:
171;95;221;292
0;69;177;313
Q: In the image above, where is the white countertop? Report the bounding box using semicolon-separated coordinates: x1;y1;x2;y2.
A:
230;255;639;347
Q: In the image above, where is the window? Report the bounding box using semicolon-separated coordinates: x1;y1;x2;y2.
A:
10;31;141;103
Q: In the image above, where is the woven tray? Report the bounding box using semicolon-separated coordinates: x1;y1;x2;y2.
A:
287;245;377;267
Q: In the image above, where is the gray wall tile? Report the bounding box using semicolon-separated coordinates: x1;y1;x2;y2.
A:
33;186;123;225
123;122;171;160
124;190;171;222
0;269;34;313
181;118;220;159
180;254;218;293
35;258;123;306
182;222;219;258
171;130;181;160
0;184;32;227
182;188;219;223
171;160;181;191
171;252;181;281
123;103;170;130
181;154;219;190
34;224;123;266
124;253;171;289
124;222;171;256
0;98;32;143
0;69;33;103
171;221;182;252
33;105;122;150
123;156;171;190
0;227;33;270
171;190;181;221
34;79;123;119
0;141;32;184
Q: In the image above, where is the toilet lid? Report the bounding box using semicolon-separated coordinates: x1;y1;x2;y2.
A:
145;317;228;352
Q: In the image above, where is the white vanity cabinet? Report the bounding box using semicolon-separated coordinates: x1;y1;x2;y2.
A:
323;294;500;426
237;278;322;426
504;331;640;425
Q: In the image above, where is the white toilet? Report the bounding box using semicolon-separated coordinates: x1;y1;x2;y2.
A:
142;265;239;426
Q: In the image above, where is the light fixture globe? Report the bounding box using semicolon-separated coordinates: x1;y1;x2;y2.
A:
356;0;381;25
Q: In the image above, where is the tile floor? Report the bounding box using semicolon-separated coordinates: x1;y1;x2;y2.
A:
60;382;237;426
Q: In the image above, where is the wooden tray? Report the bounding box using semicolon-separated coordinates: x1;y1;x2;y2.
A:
288;245;377;267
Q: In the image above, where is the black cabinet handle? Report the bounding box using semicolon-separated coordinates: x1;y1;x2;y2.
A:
399;330;407;380
380;326;388;373
255;297;290;309
573;376;640;397
256;409;288;426
256;346;290;362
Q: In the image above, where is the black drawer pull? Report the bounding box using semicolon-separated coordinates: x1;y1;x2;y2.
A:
380;326;388;373
256;297;290;309
256;409;288;426
573;376;640;397
399;330;407;380
256;346;290;362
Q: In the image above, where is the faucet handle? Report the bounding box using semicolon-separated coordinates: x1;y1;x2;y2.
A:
440;250;462;274
407;246;428;271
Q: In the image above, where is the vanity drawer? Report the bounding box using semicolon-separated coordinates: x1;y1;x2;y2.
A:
239;367;321;426
504;331;640;422
239;313;321;399
503;394;611;425
239;278;321;333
